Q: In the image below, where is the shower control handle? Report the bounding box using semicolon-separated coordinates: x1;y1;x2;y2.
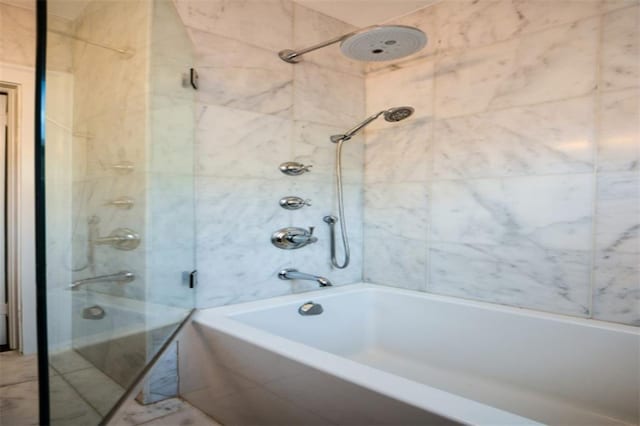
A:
279;161;312;176
279;196;312;210
271;227;318;250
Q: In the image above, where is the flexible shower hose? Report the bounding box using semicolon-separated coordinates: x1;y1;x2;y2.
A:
331;139;350;269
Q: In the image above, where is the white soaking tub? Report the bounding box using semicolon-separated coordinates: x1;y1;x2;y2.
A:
179;284;639;426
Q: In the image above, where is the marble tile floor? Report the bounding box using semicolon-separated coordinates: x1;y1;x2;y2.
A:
0;351;221;426
115;397;222;426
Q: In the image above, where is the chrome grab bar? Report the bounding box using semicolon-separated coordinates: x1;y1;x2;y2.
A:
69;271;135;290
93;228;141;250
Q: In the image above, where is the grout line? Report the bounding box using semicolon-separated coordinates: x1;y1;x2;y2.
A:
49;366;105;419
424;31;438;295
588;8;607;320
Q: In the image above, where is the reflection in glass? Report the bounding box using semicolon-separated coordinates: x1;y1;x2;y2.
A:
44;1;195;423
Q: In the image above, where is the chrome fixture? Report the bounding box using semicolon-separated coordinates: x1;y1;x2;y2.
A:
298;301;324;316
327;106;415;269
105;196;134;209
93;228;141;250
279;161;313;176
330;107;415;143
82;305;106;320
69;271;135;290
279;25;427;64
279;196;312;210
278;268;332;287
271;227;317;249
71;215;99;273
111;161;134;173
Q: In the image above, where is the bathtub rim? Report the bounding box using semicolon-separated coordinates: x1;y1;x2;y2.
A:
199;283;639;335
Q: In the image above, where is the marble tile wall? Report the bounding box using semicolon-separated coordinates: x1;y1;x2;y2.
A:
174;0;366;309
363;0;640;326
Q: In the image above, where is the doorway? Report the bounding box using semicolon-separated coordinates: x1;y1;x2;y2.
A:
0;92;7;351
0;79;23;353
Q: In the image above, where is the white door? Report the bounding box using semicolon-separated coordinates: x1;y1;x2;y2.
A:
0;93;6;347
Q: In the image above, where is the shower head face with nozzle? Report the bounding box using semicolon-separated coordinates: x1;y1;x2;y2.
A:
383;106;415;122
340;25;427;62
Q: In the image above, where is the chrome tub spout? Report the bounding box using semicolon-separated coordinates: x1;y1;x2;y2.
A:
278;268;332;287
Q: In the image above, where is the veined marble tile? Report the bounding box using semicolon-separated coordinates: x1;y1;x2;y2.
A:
433;96;595;178
435;0;601;53
364;182;429;241
115;397;187;426
602;0;640;12
146;248;195;309
598;89;640;172
196;177;289;247
74;0;150;50
174;0;293;52
80;103;148;179
366;5;437;74
363;231;428;291
189;28;293;118
150;95;196;175
0;3;35;67
0;352;38;387
366;59;435;131
148;174;195;252
595;172;640;254
293;4;363;76
49;350;93;375
292;120;364;183
196;104;292;178
50;376;102;425
285;181;363;286
430;174;593;251
601;5;640;91
140;405;220;426
435;17;599;118
1;376;99;426
195;239;292;308
592;251;640;325
141;342;178;404
288;179;336;229
365;117;430;184
428;242;591;317
293;62;365;128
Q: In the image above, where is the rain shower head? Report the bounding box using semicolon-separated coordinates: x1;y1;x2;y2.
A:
330;106;415;143
340;26;427;62
279;25;427;64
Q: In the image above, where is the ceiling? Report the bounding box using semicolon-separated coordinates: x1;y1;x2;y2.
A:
295;0;435;27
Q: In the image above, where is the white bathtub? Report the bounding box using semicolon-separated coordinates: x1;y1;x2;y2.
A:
179;284;639;425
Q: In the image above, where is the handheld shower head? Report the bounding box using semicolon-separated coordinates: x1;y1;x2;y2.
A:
330;106;415;143
383;106;414;122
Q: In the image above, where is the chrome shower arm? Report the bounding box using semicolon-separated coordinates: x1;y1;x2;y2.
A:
278;26;376;63
279;35;346;63
344;111;385;138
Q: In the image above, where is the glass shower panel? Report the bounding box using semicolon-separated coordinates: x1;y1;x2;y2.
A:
43;0;195;423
